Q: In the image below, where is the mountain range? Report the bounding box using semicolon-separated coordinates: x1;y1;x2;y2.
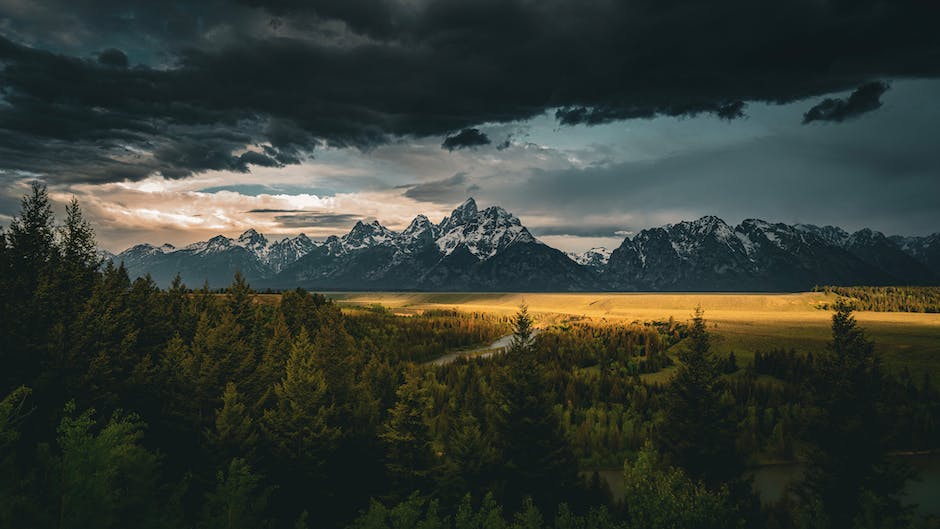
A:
107;198;940;291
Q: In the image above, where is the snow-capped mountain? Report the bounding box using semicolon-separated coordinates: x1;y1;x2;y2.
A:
111;200;939;290
605;216;939;291
112;231;320;287
568;247;611;270
435;199;536;259
400;215;441;249
340;220;398;253
890;233;940;278
266;234;318;273
272;198;593;291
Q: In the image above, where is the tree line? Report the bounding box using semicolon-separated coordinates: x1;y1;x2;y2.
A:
814;285;940;313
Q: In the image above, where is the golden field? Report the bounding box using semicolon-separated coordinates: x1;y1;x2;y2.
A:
303;291;940;379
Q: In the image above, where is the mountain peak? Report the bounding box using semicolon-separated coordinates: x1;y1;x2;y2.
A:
794;223;850;247
435;199;536;259
569;247;612;269
480;205;518;223
237;228;268;247
671;215;734;244
343;219;396;251
440;197;479;230
691;215;729;231
403;214;433;235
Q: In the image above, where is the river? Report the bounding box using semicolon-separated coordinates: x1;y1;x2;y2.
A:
590;454;940;515
749;454;940;515
424;333;518;366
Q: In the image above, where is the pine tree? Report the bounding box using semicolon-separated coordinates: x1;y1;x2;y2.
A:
189;309;254;423
256;312;292;406
655;307;740;489
380;368;436;497
207;382;258;464
50;402;170;529
508;303;535;353
200;458;270;529
226;271;255;339
59;197;98;275
4;182;59;388
439;412;498;503
311;316;358;407
262;328;339;466
8;181;57;289
497;304;578;512
797;301;911;528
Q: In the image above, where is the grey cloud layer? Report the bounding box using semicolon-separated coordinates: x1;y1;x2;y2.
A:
2;0;940;183
273;212;363;228
398;172;479;202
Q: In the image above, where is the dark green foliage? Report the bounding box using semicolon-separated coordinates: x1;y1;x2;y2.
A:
437;413;499;505
0;386;32;526
380;368;436;497
347;493;628;529
201;458;271;529
262;328;338;467
47;402;174;529
207;383;259;465
621;444;738;529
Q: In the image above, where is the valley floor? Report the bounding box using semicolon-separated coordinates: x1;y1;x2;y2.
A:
304;291;940;379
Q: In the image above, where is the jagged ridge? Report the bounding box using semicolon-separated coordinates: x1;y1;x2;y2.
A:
110;200;940;291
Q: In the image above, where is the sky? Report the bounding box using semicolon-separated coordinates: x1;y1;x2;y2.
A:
0;0;938;253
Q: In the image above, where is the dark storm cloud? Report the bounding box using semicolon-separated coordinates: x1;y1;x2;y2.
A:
441;129;491;151
803;82;890;124
1;0;940;183
398;172;476;202
274;212;362;228
97;48;128;68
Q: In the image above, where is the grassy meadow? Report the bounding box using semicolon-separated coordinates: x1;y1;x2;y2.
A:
286;291;940;380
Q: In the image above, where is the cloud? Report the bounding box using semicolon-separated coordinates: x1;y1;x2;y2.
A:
97;48;128;68
1;1;939;183
441;128;491;151
803;82;890;124
398;172;477;202
273;212;362;228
